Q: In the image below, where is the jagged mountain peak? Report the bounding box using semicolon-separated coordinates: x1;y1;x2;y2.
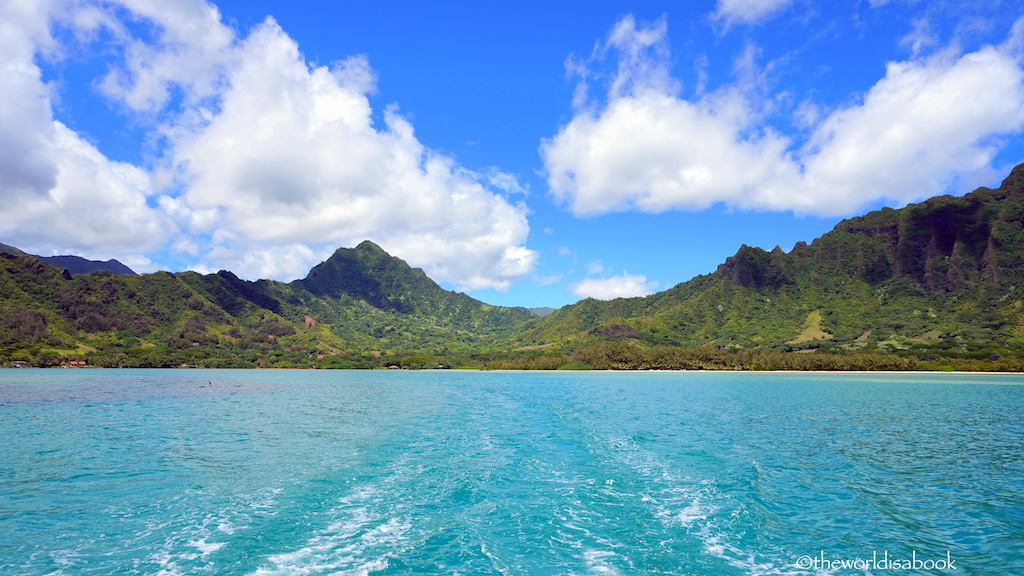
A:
328;240;426;278
298;242;435;312
529;162;1024;350
354;239;386;253
1000;162;1024;192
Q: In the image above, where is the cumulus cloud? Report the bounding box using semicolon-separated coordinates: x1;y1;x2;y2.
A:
542;15;1024;218
168;18;534;288
714;0;793;27
12;122;170;254
0;1;536;290
571;273;658;300
791;46;1024;213
0;0;172;261
96;0;236;113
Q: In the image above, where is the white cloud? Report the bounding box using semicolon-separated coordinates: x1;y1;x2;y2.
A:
0;2;536;291
714;0;793;27
0;0;172;261
900;18;937;58
0;3;58;201
791;46;1024;214
571;273;658;300
542;15;1024;218
96;0;235;113
169;18;534;289
604;16;679;101
543;88;798;215
0;119;170;258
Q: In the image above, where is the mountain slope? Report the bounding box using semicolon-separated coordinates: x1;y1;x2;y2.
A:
0;243;136;275
36;255;137;276
0;241;535;367
526;164;1024;357
292;241;536;336
0;243;24;255
5;165;1024;368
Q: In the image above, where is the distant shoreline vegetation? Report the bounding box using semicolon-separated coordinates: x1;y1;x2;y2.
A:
477;342;1023;372
5;341;1024;372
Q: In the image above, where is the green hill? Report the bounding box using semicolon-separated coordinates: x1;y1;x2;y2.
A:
523;164;1024;364
5;165;1024;370
0;241;535;368
0;243;136;275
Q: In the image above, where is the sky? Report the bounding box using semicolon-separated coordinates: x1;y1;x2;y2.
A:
3;0;1024;309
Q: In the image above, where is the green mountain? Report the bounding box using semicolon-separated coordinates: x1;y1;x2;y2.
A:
524;164;1024;362
5;165;1024;370
38;255;137;276
0;243;136;275
0;240;534;368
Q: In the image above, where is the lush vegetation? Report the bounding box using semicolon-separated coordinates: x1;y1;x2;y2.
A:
481;341;1024;372
5;166;1024;371
516;164;1024;368
482;342;916;371
0;242;534;369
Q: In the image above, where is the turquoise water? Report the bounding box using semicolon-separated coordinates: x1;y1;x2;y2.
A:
0;370;1022;575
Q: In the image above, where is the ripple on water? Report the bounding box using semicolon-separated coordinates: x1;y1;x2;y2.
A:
0;370;1021;575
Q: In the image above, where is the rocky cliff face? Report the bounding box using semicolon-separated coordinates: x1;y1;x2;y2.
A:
715;164;1024;296
530;163;1024;351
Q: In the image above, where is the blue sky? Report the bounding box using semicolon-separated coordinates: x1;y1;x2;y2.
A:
3;0;1024;309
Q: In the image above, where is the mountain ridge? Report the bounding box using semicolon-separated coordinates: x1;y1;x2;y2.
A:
0;239;535;368
0;243;136;276
524;163;1024;357
4;164;1024;368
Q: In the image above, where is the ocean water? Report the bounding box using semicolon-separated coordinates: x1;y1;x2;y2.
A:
0;370;1022;576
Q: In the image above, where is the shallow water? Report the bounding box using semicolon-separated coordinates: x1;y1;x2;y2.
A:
0;369;1021;575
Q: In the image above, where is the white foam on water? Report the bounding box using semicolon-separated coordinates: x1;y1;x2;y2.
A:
142;484;292;575
145;483;285;573
680;503;827;576
577;549;625;576
245;486;285;516
478;541;517;576
603;434;823;576
190;537;227;555
248;481;413;576
549;501;634;576
554;506;599;540
137;502;243;576
251;514;410;576
149;549;187;576
673;502;709;527
31;548;80;576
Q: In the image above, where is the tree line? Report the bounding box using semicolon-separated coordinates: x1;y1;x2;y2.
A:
483;342;919;371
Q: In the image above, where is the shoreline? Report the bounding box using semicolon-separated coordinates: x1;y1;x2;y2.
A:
3;366;1024;375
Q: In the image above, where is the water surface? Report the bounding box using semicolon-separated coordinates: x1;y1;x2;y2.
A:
0;369;1021;575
